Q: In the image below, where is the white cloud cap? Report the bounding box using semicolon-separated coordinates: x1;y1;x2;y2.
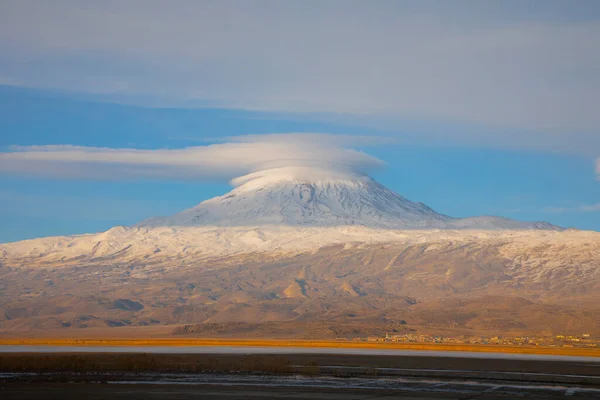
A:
0;134;384;183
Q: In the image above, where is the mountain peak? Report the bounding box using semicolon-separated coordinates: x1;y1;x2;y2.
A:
137;170;561;231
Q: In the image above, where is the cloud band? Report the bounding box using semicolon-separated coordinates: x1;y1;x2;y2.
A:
0;134;384;183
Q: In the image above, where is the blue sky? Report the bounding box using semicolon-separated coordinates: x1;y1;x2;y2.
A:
0;1;599;241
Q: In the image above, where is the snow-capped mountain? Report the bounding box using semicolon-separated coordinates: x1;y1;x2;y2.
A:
137;167;560;230
4;168;599;336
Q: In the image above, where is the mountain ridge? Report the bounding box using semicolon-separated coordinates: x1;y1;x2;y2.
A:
1;226;599;336
6;167;596;337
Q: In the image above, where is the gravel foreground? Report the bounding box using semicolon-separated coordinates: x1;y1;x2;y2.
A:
1;351;600;399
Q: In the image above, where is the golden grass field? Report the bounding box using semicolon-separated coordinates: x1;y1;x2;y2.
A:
1;337;599;358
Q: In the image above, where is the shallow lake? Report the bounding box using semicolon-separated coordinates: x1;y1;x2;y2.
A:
0;345;598;362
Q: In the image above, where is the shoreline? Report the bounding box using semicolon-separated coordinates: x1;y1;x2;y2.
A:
1;338;599;358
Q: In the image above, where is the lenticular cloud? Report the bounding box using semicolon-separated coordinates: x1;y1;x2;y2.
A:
0;134;384;183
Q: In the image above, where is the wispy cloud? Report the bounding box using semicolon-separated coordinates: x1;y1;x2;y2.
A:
542;204;600;213
581;203;600;212
0;133;384;183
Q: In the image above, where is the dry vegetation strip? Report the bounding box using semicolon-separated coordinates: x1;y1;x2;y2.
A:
0;338;599;358
2;352;600;383
0;353;293;374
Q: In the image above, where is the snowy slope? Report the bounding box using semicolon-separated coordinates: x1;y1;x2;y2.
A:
0;225;594;270
138;167;559;230
0;167;564;266
1;225;599;333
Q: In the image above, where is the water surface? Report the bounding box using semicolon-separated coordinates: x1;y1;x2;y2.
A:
1;345;598;362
